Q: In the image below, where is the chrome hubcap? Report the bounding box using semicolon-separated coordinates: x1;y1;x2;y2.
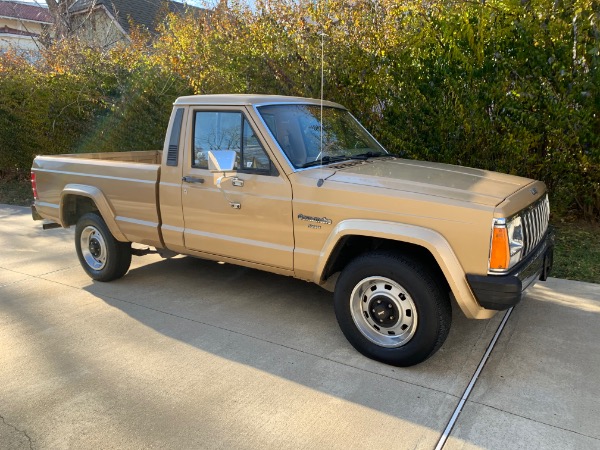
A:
350;276;418;347
80;226;107;271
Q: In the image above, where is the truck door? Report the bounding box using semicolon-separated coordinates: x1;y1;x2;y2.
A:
181;107;294;270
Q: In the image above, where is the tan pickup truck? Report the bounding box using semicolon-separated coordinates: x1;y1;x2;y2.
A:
31;94;554;366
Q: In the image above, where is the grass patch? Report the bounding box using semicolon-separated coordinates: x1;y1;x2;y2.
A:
0;177;32;206
551;220;600;284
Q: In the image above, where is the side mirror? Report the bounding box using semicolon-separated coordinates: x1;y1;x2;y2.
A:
208;150;237;173
207;150;237;188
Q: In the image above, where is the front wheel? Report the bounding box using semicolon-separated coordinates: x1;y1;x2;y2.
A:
75;212;131;282
334;252;451;367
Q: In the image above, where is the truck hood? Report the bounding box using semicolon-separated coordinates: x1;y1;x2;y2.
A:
324;158;533;207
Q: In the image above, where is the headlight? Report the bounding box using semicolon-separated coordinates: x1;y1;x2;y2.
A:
489;215;524;273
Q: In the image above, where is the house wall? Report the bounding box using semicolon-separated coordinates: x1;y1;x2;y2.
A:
0;16;48;53
71;7;127;49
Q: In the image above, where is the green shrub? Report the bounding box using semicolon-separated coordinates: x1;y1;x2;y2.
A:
0;0;598;219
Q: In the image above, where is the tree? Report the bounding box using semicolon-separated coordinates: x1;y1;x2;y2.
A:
45;0;78;40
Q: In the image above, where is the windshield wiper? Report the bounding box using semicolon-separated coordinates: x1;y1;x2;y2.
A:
352;151;388;160
299;155;352;168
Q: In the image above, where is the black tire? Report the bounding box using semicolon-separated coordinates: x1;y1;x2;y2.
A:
334;251;451;367
75;212;131;282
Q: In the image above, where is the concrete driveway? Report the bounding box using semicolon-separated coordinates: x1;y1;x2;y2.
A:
1;204;598;450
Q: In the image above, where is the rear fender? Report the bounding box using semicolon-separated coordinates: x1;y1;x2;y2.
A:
60;184;128;242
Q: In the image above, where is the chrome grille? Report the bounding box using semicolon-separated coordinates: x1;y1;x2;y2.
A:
521;194;550;257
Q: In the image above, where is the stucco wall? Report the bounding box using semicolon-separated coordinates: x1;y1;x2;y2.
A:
71;7;127;49
0;16;48;52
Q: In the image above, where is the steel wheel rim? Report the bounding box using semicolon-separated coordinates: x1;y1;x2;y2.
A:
80;225;107;271
350;276;418;348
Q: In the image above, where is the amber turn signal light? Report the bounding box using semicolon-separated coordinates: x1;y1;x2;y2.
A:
489;225;510;270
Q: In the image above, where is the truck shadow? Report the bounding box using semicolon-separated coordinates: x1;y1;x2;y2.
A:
4;252;598;447
82;254;503;395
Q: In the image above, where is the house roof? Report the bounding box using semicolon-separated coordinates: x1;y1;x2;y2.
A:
69;0;192;35
0;1;53;24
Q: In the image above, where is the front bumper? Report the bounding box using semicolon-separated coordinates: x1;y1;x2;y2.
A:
466;228;555;311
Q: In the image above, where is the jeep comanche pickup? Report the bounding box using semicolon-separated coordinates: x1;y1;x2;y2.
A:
31;94;554;366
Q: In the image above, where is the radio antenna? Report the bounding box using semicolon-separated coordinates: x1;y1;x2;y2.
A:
320;30;325;166
317;30;326;187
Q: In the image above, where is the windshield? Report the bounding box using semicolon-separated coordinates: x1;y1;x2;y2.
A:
256;104;387;169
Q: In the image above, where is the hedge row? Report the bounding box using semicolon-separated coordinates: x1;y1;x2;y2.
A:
0;0;598;219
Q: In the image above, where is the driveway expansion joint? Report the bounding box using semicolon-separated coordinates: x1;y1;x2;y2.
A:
435;308;514;450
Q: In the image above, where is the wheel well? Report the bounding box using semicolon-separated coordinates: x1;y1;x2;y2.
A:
62;195;99;226
322;235;449;291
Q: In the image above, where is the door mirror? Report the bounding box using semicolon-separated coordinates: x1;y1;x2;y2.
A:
208;150;237;173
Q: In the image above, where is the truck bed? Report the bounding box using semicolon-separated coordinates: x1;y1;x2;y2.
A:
56;150;163;164
32;151;164;247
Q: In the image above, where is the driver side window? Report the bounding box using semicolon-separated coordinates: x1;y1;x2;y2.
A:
192;111;271;173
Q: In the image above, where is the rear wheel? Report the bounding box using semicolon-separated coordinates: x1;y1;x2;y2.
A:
75;212;131;281
334;251;451;366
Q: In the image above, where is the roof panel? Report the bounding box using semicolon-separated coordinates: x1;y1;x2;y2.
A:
0;1;52;23
69;0;197;34
174;94;345;109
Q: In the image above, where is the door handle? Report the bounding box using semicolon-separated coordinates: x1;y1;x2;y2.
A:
230;202;241;209
231;177;244;187
182;176;204;184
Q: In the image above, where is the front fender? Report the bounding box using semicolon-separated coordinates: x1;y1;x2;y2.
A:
60;184;128;242
315;219;495;320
